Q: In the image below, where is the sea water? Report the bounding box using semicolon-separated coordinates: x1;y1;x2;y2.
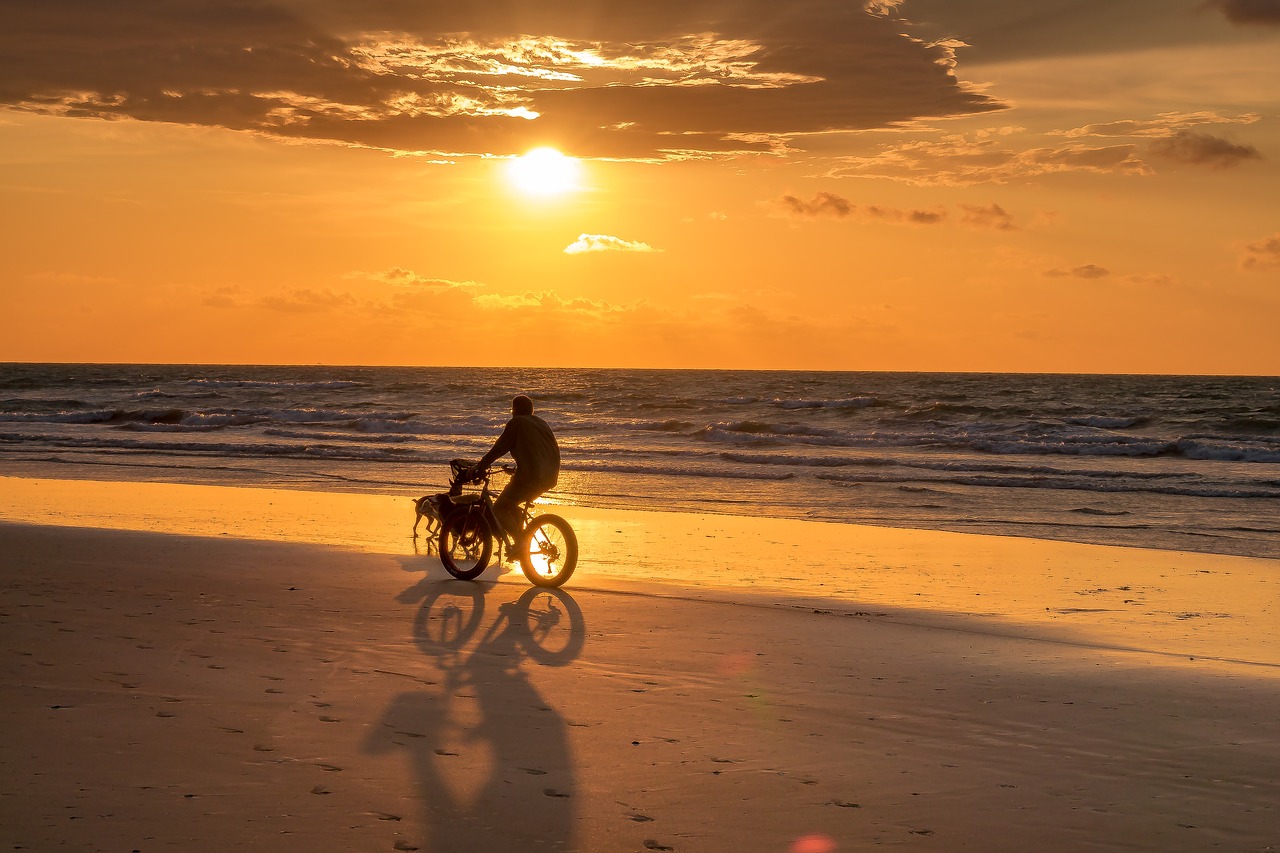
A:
2;363;1278;557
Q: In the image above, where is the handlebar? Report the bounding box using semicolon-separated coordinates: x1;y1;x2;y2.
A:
448;459;516;489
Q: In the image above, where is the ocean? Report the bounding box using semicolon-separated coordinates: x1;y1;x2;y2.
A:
2;363;1278;558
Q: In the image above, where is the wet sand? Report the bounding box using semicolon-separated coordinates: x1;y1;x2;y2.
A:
1;477;1278;851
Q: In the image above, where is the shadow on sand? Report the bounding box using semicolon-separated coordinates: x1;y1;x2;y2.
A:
365;580;585;851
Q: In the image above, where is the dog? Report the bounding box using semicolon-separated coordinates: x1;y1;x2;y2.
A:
412;494;444;538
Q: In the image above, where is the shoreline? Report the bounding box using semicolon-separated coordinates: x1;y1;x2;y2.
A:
2;460;1276;560
3;474;1278;669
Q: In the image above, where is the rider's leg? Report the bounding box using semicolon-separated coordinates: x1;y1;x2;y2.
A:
494;478;541;540
492;491;521;540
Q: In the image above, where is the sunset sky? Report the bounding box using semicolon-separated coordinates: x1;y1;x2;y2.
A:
2;0;1278;372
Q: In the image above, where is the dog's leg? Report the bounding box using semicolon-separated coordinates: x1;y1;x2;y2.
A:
412;499;424;537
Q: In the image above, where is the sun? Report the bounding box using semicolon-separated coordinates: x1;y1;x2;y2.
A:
506;147;580;196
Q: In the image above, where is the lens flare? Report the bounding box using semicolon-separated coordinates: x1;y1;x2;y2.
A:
790;834;837;853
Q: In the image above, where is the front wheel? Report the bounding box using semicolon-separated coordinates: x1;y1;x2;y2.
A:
439;509;492;580
520;514;578;588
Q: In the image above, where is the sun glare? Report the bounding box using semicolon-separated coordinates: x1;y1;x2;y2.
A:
507;147;580;196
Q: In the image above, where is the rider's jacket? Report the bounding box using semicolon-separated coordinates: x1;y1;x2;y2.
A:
479;414;560;491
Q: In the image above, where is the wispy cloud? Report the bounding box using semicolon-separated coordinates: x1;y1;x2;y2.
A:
1044;264;1110;280
826;131;1152;186
1147;131;1262;169
564;234;658;254
774;193;946;224
1060;113;1262;170
1061;111;1261;139
259;288;360;313
348;267;483;290
472;291;630;315
773;193;1018;230
1204;0;1280;26
1239;232;1280;271
958;202;1018;231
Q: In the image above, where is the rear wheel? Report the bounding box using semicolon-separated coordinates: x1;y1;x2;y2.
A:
439;509;492;580
519;514;577;588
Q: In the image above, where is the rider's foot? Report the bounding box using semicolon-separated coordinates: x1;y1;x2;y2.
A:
502;549;521;564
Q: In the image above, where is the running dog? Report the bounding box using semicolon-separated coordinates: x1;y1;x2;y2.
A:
412;494;443;537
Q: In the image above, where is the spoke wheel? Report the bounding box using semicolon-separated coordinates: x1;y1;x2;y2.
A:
519;514;578;588
514;587;584;665
415;582;485;655
439;509;492;580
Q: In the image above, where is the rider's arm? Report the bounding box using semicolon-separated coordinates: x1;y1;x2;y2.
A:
476;419;517;471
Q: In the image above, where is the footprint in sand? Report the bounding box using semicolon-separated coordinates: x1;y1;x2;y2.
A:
643;841;674;851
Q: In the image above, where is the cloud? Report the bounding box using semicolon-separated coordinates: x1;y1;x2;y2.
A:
958;202;1017;231
28;271;122;287
0;0;1004;160
776;192;853;217
1147;130;1262;169
774;192;946;224
1122;273;1177;287
201;285;245;308
564;234;658;254
1203;0;1280;26
774;193;1019;229
1062;111;1261;139
472;290;631;315
258;288;360;313
826;132;1152;186
1044;264;1110;280
1239;232;1280;271
349;267;482;290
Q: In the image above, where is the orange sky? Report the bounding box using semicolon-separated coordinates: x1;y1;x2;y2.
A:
2;0;1278;372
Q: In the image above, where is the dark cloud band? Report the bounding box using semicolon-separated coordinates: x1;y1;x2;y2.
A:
0;0;1003;158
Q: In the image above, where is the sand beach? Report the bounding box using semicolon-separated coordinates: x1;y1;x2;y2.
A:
2;476;1278;851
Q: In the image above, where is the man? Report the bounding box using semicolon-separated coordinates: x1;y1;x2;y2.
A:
470;394;560;543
